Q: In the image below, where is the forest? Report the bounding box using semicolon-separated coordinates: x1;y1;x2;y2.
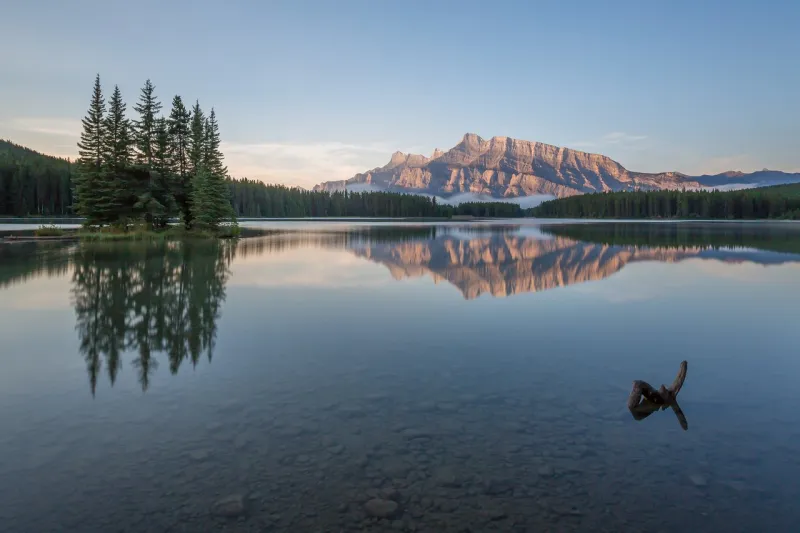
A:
0;140;73;216
530;185;800;220
541;222;800;255
228;180;523;218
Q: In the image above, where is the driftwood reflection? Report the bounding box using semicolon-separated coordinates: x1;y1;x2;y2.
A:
627;361;688;430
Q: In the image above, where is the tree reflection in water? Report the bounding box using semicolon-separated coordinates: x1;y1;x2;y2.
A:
70;240;235;394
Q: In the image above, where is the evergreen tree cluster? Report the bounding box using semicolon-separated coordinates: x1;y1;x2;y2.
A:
73;75;235;230
227;180;524;218
0;140;73;216
531;185;800;220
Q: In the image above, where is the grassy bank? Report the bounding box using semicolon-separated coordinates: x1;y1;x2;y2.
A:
0;224;244;242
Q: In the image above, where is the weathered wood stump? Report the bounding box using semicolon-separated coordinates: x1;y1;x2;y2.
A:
627;361;688;430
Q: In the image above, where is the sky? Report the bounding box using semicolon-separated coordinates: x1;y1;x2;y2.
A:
1;0;799;189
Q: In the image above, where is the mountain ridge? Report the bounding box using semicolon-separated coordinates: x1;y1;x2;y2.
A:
313;133;800;198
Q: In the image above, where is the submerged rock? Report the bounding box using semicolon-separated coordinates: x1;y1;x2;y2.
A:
364;498;399;518
211;494;246;518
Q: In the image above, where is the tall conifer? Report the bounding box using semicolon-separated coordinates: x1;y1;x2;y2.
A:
133;79;162;167
189;101;205;177
102;85;135;222
75;74;106;224
168;95;192;227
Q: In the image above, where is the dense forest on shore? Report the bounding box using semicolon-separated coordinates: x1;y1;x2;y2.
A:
541;222;800;255
0;140;73;216
530;185;800;220
228;180;523;218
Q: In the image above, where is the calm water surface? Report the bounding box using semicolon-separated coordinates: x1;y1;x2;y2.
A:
1;221;800;532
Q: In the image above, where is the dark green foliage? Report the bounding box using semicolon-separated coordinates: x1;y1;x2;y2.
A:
531;185;800;220
148;117;176;226
133;79;162;167
74;74;107;223
133;81;173;226
65;76;234;231
189;101;205;177
0;140;73;216
191;166;232;230
102;85;139;222
450;201;522;217
227;181;525;219
167;95;192;227
203;108;226;178
103;85;133;169
542;222;800;255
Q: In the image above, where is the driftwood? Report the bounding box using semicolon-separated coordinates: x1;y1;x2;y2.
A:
627;361;688;430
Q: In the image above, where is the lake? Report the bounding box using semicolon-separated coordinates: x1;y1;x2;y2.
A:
1;220;799;532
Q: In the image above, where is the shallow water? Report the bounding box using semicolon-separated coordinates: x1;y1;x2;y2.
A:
1;221;800;532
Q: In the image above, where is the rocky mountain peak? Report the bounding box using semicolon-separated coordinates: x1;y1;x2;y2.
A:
313;133;800;196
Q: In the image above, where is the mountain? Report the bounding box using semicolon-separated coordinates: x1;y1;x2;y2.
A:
313;133;800;198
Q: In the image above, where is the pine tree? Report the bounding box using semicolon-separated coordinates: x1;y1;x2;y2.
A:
168;95;192;227
102;84;136;223
190;166;213;229
103;85;133;169
75;74;107;225
200;108;236;228
145;117;175;226
203;108;227;178
133;79;162;167
189;101;205;177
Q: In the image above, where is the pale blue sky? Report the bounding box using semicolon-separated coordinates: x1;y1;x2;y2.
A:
1;0;799;187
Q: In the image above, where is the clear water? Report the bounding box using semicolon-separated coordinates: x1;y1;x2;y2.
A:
1;221;800;533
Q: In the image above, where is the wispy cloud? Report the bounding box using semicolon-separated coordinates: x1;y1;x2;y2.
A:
570;131;648;150
3;117;81;138
221;140;395;189
692;154;757;175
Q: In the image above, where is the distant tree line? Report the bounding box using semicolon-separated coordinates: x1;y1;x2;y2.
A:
531;186;800;220
541;222;800;255
73;75;235;230
0;140;73;216
228;180;524;218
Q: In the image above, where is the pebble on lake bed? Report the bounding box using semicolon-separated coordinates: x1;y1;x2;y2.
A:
211;494;246;518
364;498;399;518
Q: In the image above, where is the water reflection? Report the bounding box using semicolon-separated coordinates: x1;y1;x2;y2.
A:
2;223;800;394
70;241;234;393
348;224;800;299
2;223;800;532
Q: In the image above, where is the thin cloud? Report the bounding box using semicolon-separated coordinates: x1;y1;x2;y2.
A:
221;140;397;189
602;132;648;144
3;117;81;138
691;154;757;176
569;131;648;150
